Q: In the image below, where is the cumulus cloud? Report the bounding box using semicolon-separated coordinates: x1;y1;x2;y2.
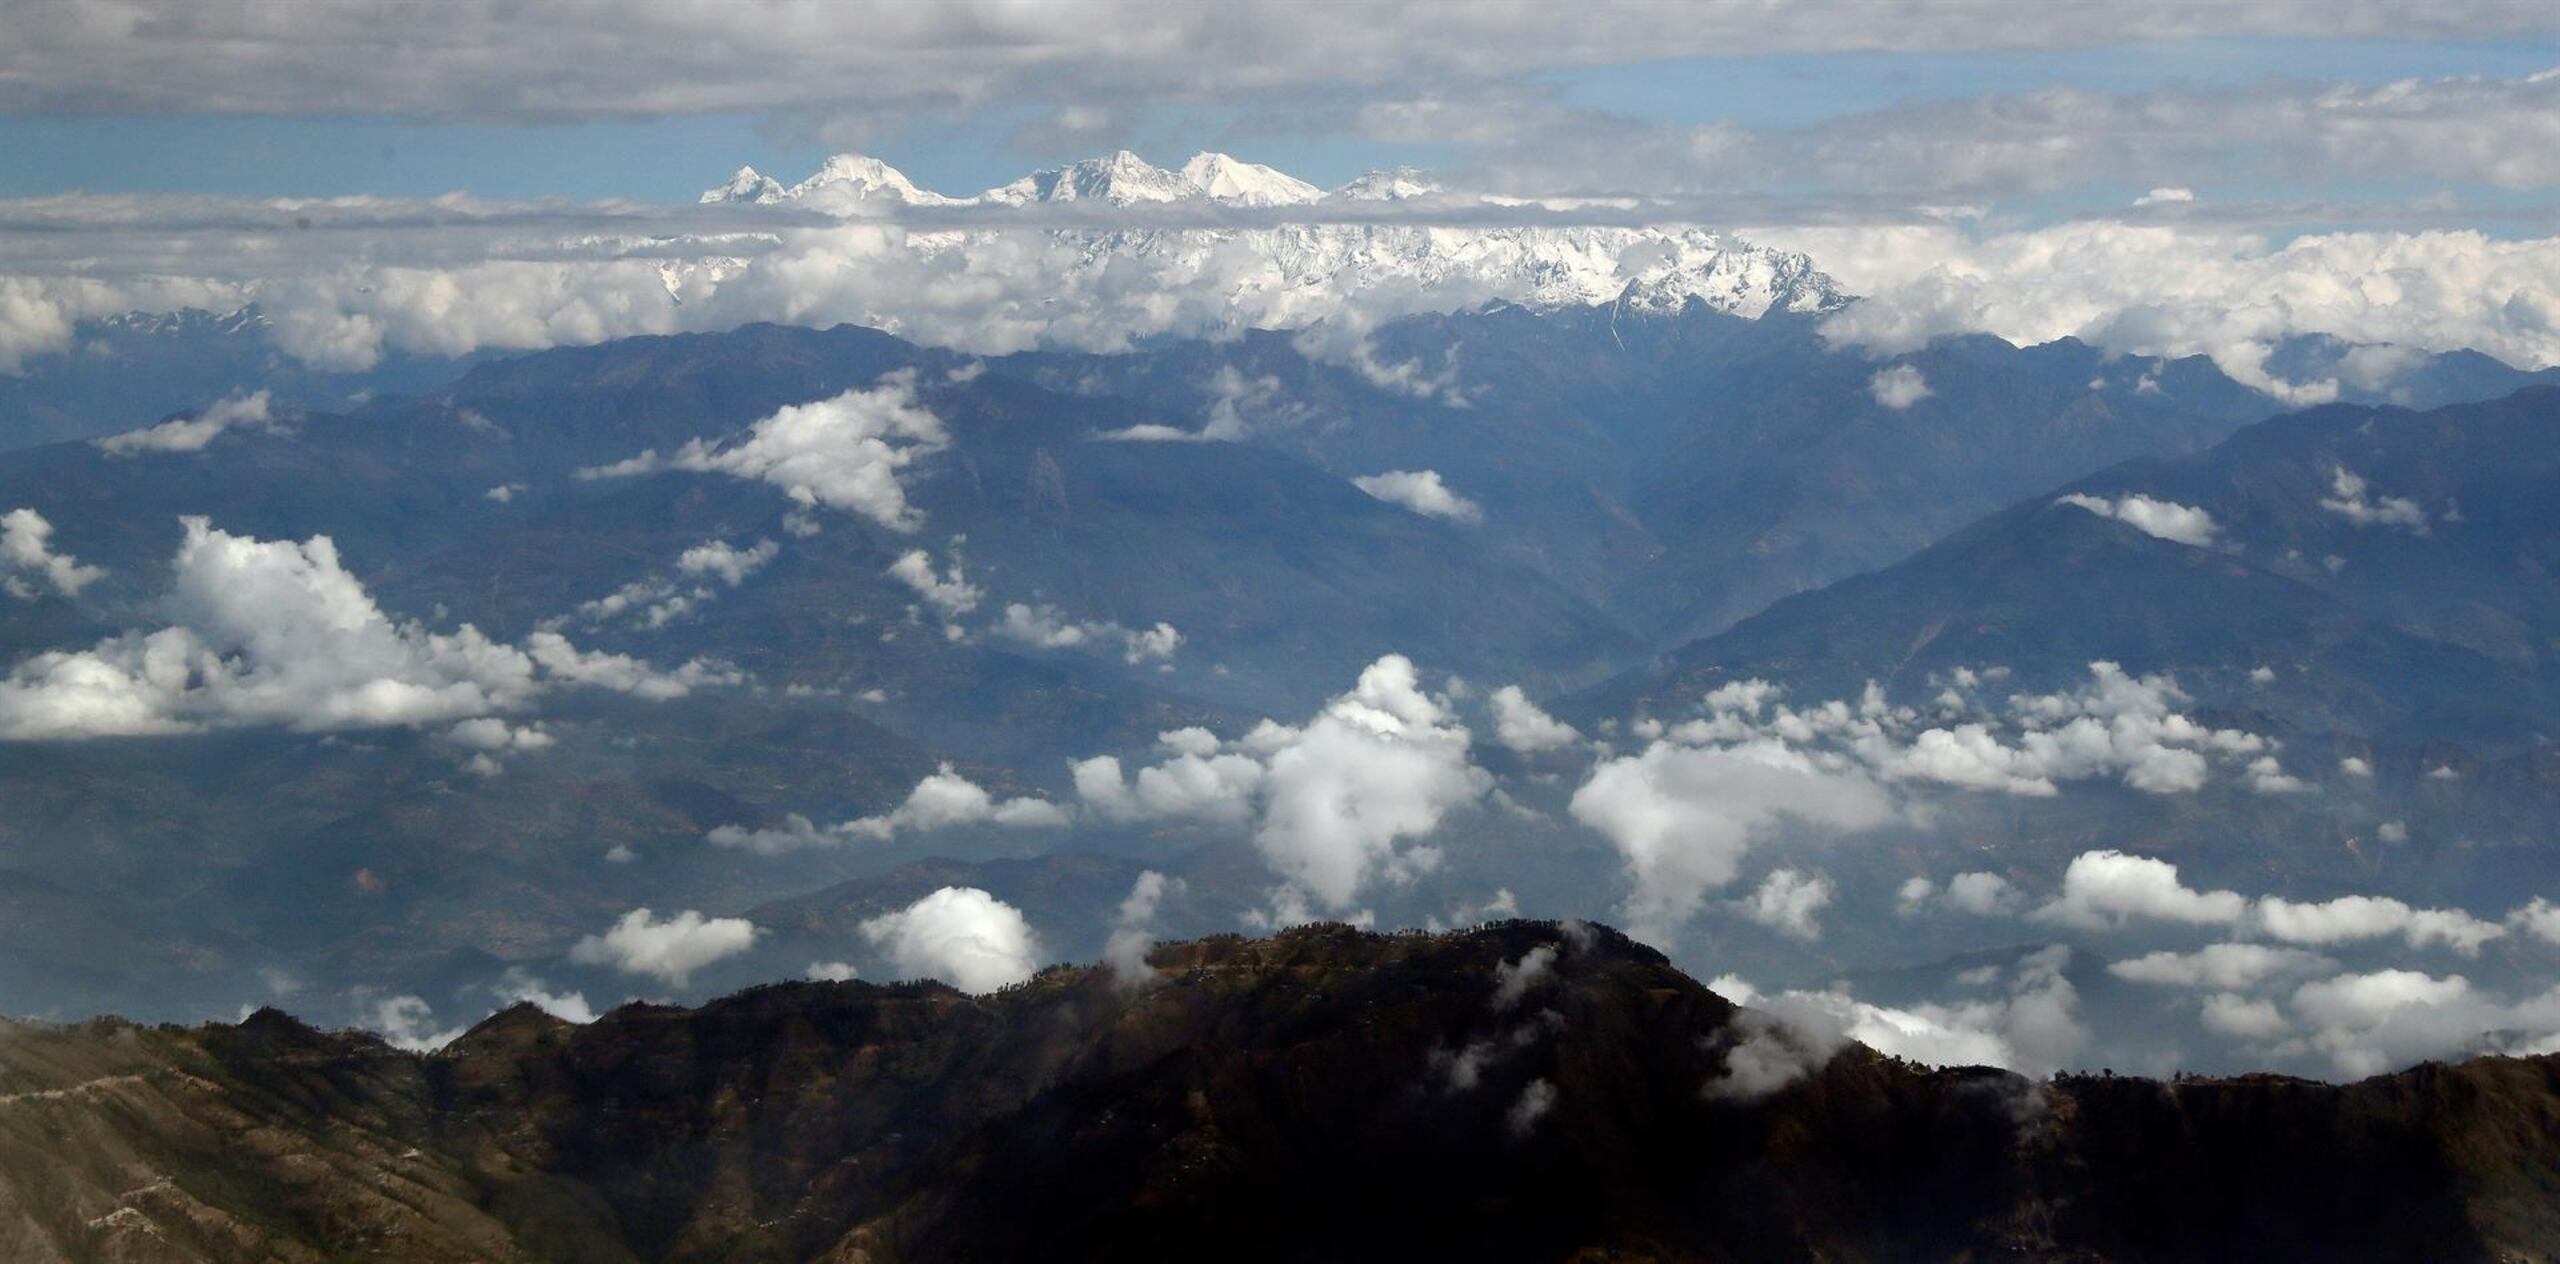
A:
0;518;555;739
1902;871;2025;917
569;907;759;987
1876;662;2271;797
522;630;741;698
995;602;1183;664
706;761;1070;854
2255;894;2507;956
0;507;104;598
2201;991;2290;1040
886;547;981;623
2055;493;2220;547
1255;655;1491;913
2319;465;2431;533
2108;942;2335;990
2033;850;2246;931
1487;684;1580;753
493;968;595;1024
1866;364;1932;409
93;390;278;456
2282;968;2533;1078
364;993;469;1054
1351;469;1484;523
860;886;1041;994
1570;735;1894;943
675;537;779;586
581;375;949;532
1079;656;1491;919
1738;867;1835;940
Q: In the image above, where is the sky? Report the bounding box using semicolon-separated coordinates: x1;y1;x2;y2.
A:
1;0;2556;383
4;31;2553;213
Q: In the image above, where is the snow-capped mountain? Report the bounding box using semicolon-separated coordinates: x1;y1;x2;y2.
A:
699;166;786;206
702;154;965;212
980;149;1203;206
694;152;1849;321
1332;167;1444;202
1178;153;1324;207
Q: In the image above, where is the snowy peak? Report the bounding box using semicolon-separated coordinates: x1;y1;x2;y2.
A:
688;152;1852;323
1332;167;1445;202
698;155;959;210
1180;152;1323;206
788;154;961;210
699;165;785;205
982;150;1199;206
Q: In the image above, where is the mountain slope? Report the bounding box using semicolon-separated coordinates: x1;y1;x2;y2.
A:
1598;385;2560;743
3;924;2557;1262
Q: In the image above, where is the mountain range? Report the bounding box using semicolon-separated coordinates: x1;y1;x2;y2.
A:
5;923;2558;1263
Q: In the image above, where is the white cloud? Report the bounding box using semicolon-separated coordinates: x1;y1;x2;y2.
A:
1738;867;1835;940
1879;663;2269;797
676;537;779;586
1708;1003;1852;1102
1255;655;1490;913
2511;898;2560;945
581;375;949;532
2055;493;2220;547
1797;223;2560;399
1104;869;1182;987
1080;659;1488;925
493;968;595;1024
2200;992;2289;1040
806;960;860;982
2246;755;2308;794
886;547;981;622
995;602;1183;664
2108;942;2334;990
707;761;1070;853
364;993;468;1054
860;886;1041;994
94;390;277;456
523;630;740;699
569;907;759;987
2033;850;2247;931
1491;944;1557;1011
8;3;2545;126
2134;186;2197;206
1569;736;1893;943
1717;945;2086;1083
1866;364;1932;409
0;507;104;598
0;518;556;739
2255;894;2507;956
2340;756;2373;777
1072;743;1266;828
2319;466;2430;533
1351;469;1484;524
1487;684;1580;753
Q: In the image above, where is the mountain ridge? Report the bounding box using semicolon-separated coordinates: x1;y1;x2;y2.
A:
3;921;2558;1262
